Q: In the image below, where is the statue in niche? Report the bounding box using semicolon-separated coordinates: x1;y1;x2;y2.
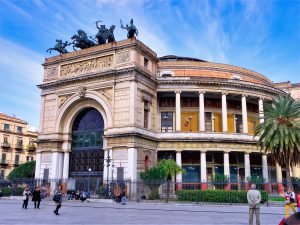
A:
120;19;138;38
47;39;69;54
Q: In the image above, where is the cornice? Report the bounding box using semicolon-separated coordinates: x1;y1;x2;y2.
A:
156;77;286;96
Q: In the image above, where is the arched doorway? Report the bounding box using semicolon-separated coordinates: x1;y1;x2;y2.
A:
69;108;105;181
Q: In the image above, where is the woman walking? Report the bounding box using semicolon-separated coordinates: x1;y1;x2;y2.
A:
53;185;63;215
22;186;31;209
32;186;41;209
284;186;297;218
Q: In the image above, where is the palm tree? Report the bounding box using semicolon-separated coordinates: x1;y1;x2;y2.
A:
255;95;300;186
158;159;184;203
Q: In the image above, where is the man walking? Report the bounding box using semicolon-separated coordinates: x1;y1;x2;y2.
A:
247;183;261;225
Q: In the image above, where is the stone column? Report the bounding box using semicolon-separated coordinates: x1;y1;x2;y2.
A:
129;82;137;126
241;95;248;133
34;152;41;180
199;91;205;132
222;93;228;132
258;98;264;124
262;154;270;192
224;151;230;190
201;151;207;190
175;91;181;132
62;152;70;180
176;151;182;190
128;148;137;181
128;147;137;199
103;149;108;183
276;162;284;194
50;152;59;194
244;152;251;190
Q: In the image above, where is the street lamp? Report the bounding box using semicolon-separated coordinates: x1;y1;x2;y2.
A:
188;115;192;132
105;152;111;197
88;168;91;194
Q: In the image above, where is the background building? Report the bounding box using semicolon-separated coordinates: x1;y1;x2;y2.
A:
0;113;37;178
35;38;299;194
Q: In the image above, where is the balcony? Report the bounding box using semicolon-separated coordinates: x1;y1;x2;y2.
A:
1;142;11;149
14;161;23;166
0;159;9;165
14;144;24;150
27;145;36;151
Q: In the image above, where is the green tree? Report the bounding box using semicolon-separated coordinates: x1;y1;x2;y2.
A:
255;95;300;185
140;166;166;199
158;159;184;203
7;161;36;180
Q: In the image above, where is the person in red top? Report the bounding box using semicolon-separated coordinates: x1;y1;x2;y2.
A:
296;191;300;213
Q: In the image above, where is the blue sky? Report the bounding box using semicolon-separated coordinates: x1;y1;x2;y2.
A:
0;0;299;130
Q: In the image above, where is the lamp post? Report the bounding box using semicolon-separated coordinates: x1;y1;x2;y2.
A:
188;115;192;132
105;152;111;196
88;168;91;194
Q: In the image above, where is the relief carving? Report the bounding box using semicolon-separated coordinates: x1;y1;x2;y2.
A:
116;51;131;64
60;55;114;77
97;88;112;102
79;87;87;98
58;94;72;108
46;66;59;79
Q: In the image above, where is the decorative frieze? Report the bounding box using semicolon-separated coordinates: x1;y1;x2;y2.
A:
60;55;114;77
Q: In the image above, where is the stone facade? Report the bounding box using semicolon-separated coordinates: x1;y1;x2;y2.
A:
36;38;299;193
0;113;37;178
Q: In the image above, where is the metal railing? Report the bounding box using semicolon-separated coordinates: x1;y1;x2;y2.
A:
2;178;299;205
1;142;11;148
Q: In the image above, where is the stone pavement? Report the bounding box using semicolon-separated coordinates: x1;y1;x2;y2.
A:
0;199;288;225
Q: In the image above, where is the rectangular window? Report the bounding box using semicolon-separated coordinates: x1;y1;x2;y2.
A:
3;124;10;131
144;57;149;68
15;155;20;164
1;153;6;163
235;114;243;133
3;136;8;143
17;126;23;133
205;112;212;132
144;101;149;129
161;112;173;132
26;156;30;162
17;138;23;147
0;170;4;179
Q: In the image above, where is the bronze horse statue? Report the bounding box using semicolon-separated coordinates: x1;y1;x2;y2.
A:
47;39;68;54
69;30;95;51
93;23;116;45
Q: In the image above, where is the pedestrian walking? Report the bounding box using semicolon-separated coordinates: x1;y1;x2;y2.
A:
121;190;126;205
32;186;41;209
284;186;296;218
22;186;31;209
295;191;300;213
247;183;261;225
53;185;63;215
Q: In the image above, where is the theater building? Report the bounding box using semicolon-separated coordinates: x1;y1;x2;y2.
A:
35;38;300;193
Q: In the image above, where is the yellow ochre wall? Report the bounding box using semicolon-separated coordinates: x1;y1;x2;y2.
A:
181;112;199;132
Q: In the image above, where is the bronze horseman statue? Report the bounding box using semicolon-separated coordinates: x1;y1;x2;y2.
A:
47;39;69;54
120;19;138;38
92;21;116;45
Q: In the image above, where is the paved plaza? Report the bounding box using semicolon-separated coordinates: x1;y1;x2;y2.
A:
0;199;287;225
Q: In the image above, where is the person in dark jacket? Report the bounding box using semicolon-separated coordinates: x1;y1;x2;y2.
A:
32;186;41;209
53;185;63;215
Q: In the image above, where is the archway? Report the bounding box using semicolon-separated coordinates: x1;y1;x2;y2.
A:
69;108;105;180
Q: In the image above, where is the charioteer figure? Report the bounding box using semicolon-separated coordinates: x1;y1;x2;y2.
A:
120;19;138;39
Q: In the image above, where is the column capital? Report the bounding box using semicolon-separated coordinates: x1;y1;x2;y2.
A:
175;90;182;94
242;94;248;98
258;97;264;101
221;92;228;96
198;90;206;94
200;150;207;153
223;150;231;153
176;150;182;153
